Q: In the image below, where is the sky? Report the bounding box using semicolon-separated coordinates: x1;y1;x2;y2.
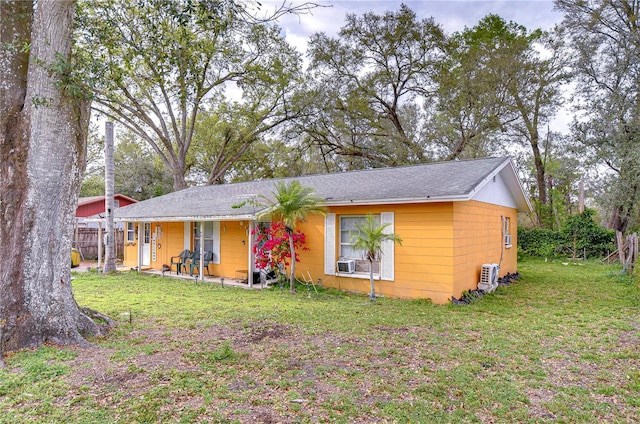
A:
268;1;564;57
221;1;569;132
262;0;570;131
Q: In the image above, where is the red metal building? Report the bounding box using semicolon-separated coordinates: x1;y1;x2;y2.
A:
76;194;138;218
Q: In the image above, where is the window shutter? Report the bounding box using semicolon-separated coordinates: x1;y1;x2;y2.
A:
212;221;221;264
380;212;394;281
324;213;336;275
184;222;191;250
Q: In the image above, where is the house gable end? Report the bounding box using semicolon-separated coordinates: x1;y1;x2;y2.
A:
471;171;518;209
469;159;531;212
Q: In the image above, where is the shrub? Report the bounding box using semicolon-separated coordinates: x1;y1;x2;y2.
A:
517;227;564;258
518;209;615;259
561;209;615;259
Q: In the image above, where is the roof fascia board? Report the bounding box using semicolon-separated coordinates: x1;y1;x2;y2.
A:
109;197;476;222
323;195;470;207
107;214;259;223
507;159;533;212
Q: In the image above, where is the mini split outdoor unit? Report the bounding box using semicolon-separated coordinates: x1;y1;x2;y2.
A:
337;259;356;273
478;263;499;293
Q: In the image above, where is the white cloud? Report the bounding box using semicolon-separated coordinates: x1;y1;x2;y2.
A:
269;0;562;49
266;0;570;132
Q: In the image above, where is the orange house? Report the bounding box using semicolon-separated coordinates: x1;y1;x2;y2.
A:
114;157;530;304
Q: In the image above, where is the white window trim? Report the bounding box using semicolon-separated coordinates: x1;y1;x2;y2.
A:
338;215;381;279
504;217;512;249
325;212;395;281
212;222;221;264
324;214;336;275
380;212;395;281
183;222;191;250
336;270;382;280
126;222;135;242
192;221;221;264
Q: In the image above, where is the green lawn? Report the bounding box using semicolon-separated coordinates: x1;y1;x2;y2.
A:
0;258;638;423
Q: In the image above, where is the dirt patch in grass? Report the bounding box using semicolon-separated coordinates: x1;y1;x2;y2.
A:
58;322;435;422
51;317;638;423
15;261;638;422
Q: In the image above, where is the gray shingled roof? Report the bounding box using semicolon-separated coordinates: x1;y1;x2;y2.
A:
114;157;529;222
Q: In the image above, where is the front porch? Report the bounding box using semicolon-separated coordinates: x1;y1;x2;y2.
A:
74;260;276;290
140;267;275;290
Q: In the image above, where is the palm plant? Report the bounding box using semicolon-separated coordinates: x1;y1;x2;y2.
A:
351;215;403;301
260;180;326;292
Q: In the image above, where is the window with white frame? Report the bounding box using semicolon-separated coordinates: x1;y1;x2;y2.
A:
325;212;395;280
339;215;381;274
504;216;512;247
143;222;151;244
194;221;216;252
126;222;135;242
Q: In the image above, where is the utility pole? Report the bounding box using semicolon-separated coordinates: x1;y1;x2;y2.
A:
103;121;117;273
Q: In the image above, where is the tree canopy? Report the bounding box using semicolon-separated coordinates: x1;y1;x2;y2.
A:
74;0;308;190
302;4;446;169
557;0;640;235
70;1;640;235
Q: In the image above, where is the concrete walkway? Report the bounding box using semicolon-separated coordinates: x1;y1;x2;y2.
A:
73;261;269;290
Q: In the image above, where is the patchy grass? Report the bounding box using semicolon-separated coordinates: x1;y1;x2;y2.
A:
0;259;638;423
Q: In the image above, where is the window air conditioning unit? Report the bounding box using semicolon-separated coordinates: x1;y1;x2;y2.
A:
504;234;512;246
337;259;356;273
478;263;499;293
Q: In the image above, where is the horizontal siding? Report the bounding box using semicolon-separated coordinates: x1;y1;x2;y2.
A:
330;275;453;304
396;245;454;257
317;203;455;303
215;221;250;278
123;243;136;268
156;222;186;270
122;199;521;305
452;201;518;298
295;215;326;282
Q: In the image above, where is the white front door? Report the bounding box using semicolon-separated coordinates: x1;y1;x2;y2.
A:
142;222;151;266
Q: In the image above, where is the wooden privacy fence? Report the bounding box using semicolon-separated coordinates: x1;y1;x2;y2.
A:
73;227;124;260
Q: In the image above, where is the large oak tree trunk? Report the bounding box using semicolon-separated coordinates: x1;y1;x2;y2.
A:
0;0;34;367
0;0;108;363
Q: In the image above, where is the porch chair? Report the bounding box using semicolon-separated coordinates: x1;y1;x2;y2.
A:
170;249;191;275
189;250;213;276
182;250;199;275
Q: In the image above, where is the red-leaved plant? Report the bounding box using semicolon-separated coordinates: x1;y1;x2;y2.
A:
252;222;309;272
